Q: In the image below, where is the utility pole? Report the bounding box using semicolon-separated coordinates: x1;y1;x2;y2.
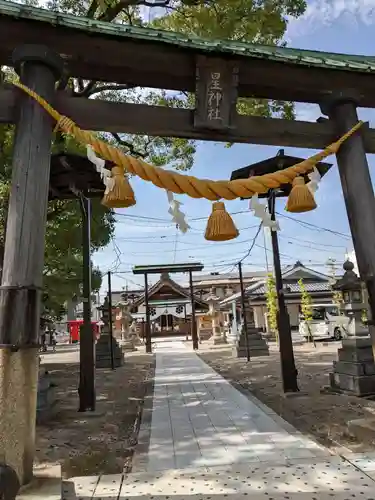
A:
107;271;115;370
144;273;152;353
78;196;95;411
238;261;250;362
189;270;199;349
268;192;299;392
0;45;63;485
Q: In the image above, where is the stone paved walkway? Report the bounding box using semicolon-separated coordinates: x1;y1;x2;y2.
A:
62;339;375;499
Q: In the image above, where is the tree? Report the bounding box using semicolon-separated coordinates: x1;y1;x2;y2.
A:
327;258;344;313
0;125;115;320
39;0;306;153
298;278;315;346
265;273;278;340
4;0;307;313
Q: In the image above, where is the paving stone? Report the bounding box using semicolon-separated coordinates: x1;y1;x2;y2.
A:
118;458;375;499
67;340;375;498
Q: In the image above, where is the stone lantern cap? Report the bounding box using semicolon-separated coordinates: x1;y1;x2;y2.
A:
97;296;109;311
333;260;362;291
205;287;221;304
118;299;131;308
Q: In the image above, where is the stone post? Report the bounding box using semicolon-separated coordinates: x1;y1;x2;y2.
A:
119;300;137;351
206;289;226;345
95;297;123;369
0;45;62;486
234;300;269;358
227;300;239;344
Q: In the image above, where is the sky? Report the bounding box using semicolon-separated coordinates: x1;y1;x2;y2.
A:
93;0;375;293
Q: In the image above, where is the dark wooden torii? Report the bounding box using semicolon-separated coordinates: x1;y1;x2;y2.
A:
133;263;204;352
1;0;375;489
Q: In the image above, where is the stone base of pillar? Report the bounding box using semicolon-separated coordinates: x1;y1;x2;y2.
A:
227;328;238;345
213;335;227;345
198;329;212;341
129;332;142;346
329;336;375;396
120;338;137;351
36;368;57;424
0;348;39;485
234;326;269;358
95;335;123;369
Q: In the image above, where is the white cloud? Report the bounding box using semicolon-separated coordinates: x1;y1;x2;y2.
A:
294;103;321;122
287;0;375;39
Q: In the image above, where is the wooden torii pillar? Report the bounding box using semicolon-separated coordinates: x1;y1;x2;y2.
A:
321;95;375;350
0;45;62;485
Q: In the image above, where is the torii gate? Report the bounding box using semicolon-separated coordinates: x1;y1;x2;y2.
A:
1;1;375;488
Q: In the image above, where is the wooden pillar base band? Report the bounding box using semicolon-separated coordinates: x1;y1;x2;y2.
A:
0;286;42;346
0;463;20;499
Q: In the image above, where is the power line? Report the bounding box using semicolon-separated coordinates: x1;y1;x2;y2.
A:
278;234;347;249
281;239;346;256
240;223;263;263
114;224;259;241
114;210;250;223
277;212;351;239
173;228;178;263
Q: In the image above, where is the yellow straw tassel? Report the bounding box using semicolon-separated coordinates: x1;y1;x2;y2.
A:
285;176;317;213
101;166;136;208
205;202;239;242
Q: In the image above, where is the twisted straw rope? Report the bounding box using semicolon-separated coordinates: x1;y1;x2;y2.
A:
13;82;363;201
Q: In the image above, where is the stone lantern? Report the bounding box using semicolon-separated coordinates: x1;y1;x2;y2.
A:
206;288;227;345
117;299;136;350
329;260;375;396
95;296;123;368
333;260;367;336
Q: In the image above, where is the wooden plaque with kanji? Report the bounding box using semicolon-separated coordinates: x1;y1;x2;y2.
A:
194;55;239;131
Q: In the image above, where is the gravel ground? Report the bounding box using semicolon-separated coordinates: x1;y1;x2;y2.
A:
35;346;155;478
198;341;375;453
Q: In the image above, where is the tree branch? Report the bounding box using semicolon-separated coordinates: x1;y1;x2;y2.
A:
73;80;98;97
88;83;134;97
139;0;170;6
87;0;99;18
98;0;136;21
111;133;146;158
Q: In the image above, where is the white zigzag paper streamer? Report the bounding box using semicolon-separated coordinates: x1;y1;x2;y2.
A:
306;167;321;194
249;194;280;231
166;191;190;234
87;145;115;194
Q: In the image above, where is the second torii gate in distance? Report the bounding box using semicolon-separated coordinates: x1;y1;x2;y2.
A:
133;263;204;352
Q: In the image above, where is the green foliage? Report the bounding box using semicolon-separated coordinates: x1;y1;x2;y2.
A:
265;273;278;338
0;125;115;319
326;259;344;313
153;0;305;41
33;0;306;157
298;278;315;345
298;278;312;322
6;0;307;314
153;0;305;120
332;289;344;311
99;88;196;170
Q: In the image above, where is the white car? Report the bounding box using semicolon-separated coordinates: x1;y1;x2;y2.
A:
299;303;350;341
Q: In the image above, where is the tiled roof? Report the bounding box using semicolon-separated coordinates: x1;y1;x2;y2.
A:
2;1;375;74
132;274;207;308
248;281;332;296
193;271;266;283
